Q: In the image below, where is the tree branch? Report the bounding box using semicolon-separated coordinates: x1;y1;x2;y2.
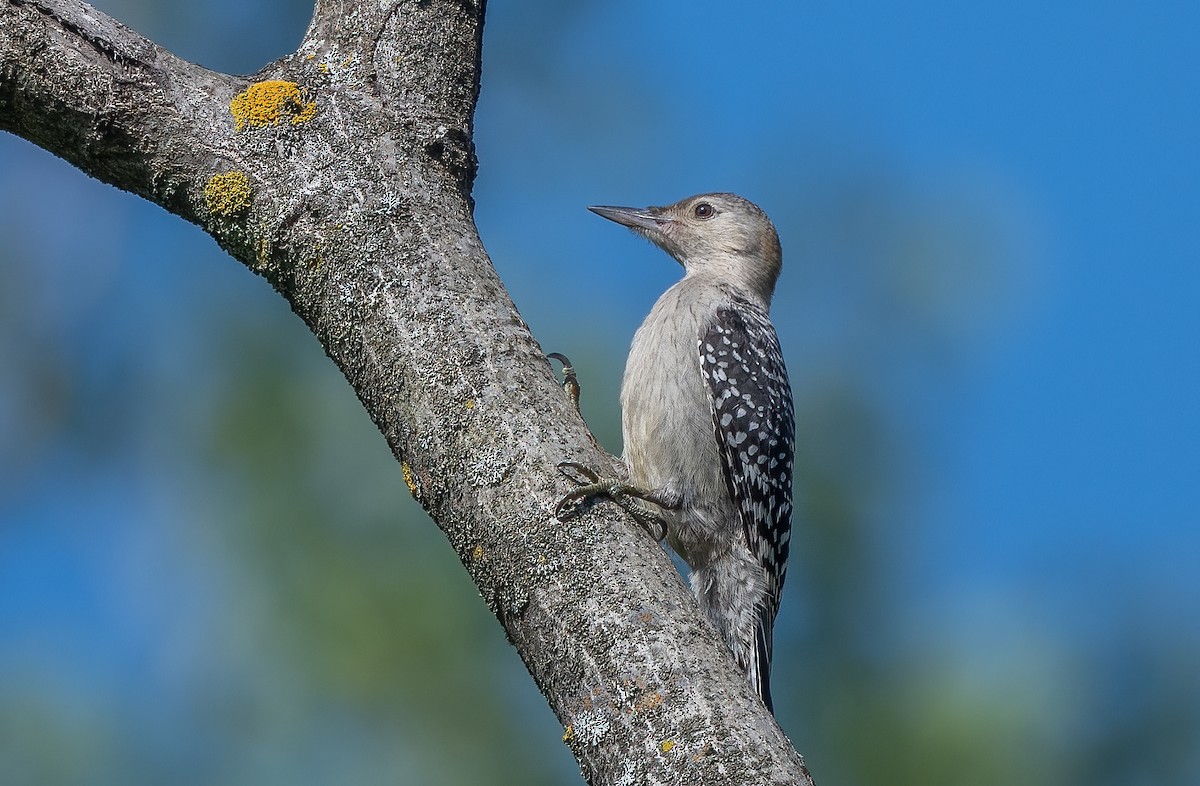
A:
0;0;814;782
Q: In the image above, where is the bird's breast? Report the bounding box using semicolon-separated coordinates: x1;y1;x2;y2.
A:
620;282;724;495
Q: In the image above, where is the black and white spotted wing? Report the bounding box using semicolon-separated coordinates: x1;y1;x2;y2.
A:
697;297;796;615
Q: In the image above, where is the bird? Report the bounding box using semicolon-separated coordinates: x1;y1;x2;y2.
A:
557;192;795;712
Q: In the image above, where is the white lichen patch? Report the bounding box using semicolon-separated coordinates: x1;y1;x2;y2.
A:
569;710;610;747
313;44;361;85
469;447;512;487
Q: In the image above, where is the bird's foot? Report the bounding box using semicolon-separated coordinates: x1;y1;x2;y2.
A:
555;461;678;540
547;353;581;414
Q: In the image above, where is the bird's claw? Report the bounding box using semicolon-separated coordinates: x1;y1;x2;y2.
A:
557;460;599;486
547;353;582;413
555;461;608;520
554;461;667;539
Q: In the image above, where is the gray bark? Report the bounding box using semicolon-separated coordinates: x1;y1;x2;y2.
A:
0;0;815;783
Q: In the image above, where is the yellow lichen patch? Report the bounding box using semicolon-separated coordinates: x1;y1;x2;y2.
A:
204;171;251;216
402;461;418;497
660;739;675;754
471;544;484;561
464;398;476;410
231;80;318;130
562;725;574;743
257;235;271;267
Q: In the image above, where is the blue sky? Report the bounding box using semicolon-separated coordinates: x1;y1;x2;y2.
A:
477;0;1200;603
1;0;1197;782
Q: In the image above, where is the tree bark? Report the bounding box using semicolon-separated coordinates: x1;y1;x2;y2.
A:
0;0;814;783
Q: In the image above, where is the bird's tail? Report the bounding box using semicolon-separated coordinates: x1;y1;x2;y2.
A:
692;557;779;712
746;615;774;712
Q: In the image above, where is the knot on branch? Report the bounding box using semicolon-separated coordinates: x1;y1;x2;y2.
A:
424;126;478;196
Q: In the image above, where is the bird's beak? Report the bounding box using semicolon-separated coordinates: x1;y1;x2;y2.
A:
588;205;672;232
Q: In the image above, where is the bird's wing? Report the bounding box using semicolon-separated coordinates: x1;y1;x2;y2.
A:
698;296;795;696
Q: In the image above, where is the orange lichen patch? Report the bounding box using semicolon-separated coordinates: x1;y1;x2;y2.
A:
204;171;251;216
633;692;664;712
230;80;318;130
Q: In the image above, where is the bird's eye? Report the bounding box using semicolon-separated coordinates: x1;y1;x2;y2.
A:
693;202;715;219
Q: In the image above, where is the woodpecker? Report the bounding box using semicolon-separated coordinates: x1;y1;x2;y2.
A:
557;193;795;712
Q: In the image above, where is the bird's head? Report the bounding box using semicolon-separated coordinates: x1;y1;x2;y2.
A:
589;192;783;303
